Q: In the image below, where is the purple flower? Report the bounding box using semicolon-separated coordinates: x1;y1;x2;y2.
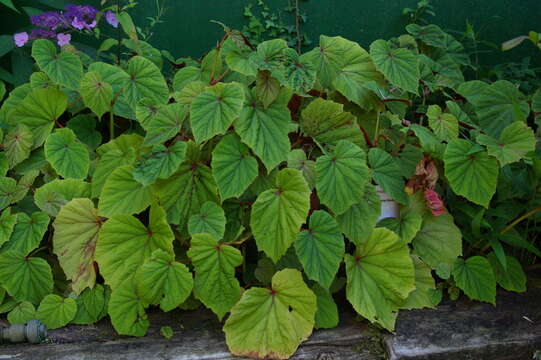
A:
30;28;56;39
105;11;119;28
57;33;71;46
31;11;63;29
71;17;85;30
13;32;29;47
64;4;98;30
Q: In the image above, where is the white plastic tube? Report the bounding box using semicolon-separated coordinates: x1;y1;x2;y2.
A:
376;185;399;221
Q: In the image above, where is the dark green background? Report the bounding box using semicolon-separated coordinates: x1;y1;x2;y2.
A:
1;0;540;64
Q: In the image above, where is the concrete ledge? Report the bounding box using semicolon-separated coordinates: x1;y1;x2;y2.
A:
1;288;540;359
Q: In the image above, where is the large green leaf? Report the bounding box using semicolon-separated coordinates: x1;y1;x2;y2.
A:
34;179;90;217
98;165;155;217
66;115;102;149
45;128;90;179
235;88;292;172
108;278;149;336
188;201;226;239
172;66;207;92
87;62;131;119
135;249;193;312
336;183;381;245
369;148;408;204
401;255;439;310
332;42;383;110
369;39;420;94
190;82;245;143
300;98;365;148
119;56;169;118
444;139;498;208
4;125;32;168
316;140;370;215
133;142;187;186
487;252;526;292
1;212;49;256
427;105;458;142
294;211;344;289
476;122;536;166
0;250;53;304
412;213;462;274
256;70;280;108
11;88;67;147
211;133;258;200
0;208;17;248
155;158;218;227
7;301;36;324
452;256;496;305
312;284;339;329
0;177;18;210
142;103;188;146
473;80;530;137
377;212;423;243
345;228;414;330
71;284;107;325
287;150;316;190
95;204;174;289
80;71;113;118
251;168;310;262
31;39;83;90
53;198;101;295
36;294;77;329
187;233;242;320
223;269;316;359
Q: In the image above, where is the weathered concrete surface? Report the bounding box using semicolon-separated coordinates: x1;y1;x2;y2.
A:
0;309;379;360
385;287;541;360
1;285;540;359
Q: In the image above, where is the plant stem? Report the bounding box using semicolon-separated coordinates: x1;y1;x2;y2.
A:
501;205;541;234
373;111;381;145
294;0;302;54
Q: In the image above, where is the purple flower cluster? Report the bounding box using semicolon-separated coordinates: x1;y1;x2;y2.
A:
14;4;118;47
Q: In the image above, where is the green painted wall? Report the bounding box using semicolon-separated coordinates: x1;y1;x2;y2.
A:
130;0;540;65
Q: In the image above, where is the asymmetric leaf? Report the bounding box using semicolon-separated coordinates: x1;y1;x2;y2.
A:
4;125;32;168
1;212;49;255
370;39;420;94
0;177;17;210
45;128;90;179
71;284;107;325
0;208;17;247
66;115;102;149
316;140;370;215
211;134;258;200
294;211;344;289
108;279;149;336
136;249;193;312
287;150;316;190
36;294;77;329
53;198;101;294
452;256;496;305
427;105;458;142
369;148;408;204
0;250;53;304
345;228;414;330
142;103;188;146
190;82;245;143
235;88;292;171
188;201;226;239
7;301;35;324
402;255;439;309
301;98;365;148
412;213;462;271
476;122;535;166
336;183;381;245
312;284;339;329
80;71;113;118
487;253;526;292
133;142;187;186
31;39;83;90
251;169;310;262
95;204;174;289
187;233;242;320
99;165;155;217
378;212;423;243
34;179;90;217
91;149;136;198
11;88;67;147
223;269;317;359
444;139;498;208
